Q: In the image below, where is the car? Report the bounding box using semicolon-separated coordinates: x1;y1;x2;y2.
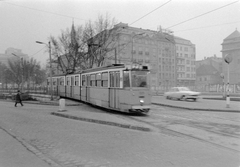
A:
164;87;201;101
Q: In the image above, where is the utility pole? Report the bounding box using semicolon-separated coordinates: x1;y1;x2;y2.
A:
36;41;53;100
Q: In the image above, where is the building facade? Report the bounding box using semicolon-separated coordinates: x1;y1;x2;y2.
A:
175;36;196;88
221;29;240;85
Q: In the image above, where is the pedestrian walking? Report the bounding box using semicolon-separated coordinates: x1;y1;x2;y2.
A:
15;90;23;107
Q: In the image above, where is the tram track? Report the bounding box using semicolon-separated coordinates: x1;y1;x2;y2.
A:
152;105;240;123
128;115;240;153
111;106;240;153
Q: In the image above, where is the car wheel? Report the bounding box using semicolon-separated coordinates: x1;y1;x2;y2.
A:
180;95;185;101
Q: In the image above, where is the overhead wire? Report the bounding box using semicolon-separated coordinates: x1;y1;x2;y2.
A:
174;20;240;32
166;0;239;29
130;0;172;25
2;1;86;21
30;46;46;57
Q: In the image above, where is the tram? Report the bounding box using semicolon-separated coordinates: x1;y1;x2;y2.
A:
49;64;151;114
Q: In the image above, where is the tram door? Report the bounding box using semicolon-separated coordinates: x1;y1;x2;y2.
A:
86;75;90;102
109;71;120;109
70;76;74;98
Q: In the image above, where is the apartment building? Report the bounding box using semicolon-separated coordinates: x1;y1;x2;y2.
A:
174;36;196;87
101;23;177;91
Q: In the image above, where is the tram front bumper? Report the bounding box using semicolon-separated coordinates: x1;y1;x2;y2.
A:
131;105;151;110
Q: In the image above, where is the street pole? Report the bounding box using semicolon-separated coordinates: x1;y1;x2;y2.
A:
115;48;117;64
49;41;53;101
220;73;225;98
224;54;232;108
21;58;23;92
36;41;53;100
227;63;230;108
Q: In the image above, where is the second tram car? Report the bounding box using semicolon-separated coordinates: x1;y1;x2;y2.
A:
49;64;151;114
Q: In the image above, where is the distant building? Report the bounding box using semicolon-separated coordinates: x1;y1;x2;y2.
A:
196;64;221;91
221;29;240;85
195;55;223;91
0;48;28;66
175;36;196;87
196;54;222;72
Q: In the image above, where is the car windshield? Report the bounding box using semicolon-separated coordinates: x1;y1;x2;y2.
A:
179;87;190;91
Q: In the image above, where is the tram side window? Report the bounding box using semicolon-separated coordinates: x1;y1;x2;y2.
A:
123;71;130;87
87;75;90;86
82;75;86;86
90;74;96;86
116;72;120;87
110;72;120;88
75;76;79;86
96;73;102;87
110;73;114;87
102;72;108;87
60;77;64;85
71;76;74;86
53;79;56;85
67;77;70;85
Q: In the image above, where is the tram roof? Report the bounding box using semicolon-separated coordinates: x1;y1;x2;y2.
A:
81;64;126;74
51;64;149;77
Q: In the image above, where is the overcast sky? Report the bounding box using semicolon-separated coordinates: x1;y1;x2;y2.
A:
0;0;239;66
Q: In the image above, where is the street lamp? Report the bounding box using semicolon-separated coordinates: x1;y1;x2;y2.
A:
12;53;24;91
36;41;53;100
220;73;225;98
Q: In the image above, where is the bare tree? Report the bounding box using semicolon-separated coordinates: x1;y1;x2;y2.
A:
50;13;118;73
7;59;22;88
7;58;44;90
50;23;87;74
84;13;118;68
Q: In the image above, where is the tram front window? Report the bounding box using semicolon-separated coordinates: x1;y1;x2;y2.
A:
131;71;148;88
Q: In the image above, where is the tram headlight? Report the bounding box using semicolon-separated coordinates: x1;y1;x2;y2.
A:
140;99;144;105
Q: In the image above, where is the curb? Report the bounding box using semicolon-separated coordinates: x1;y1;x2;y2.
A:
0;99;80;106
51;112;151;132
152;102;240;113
